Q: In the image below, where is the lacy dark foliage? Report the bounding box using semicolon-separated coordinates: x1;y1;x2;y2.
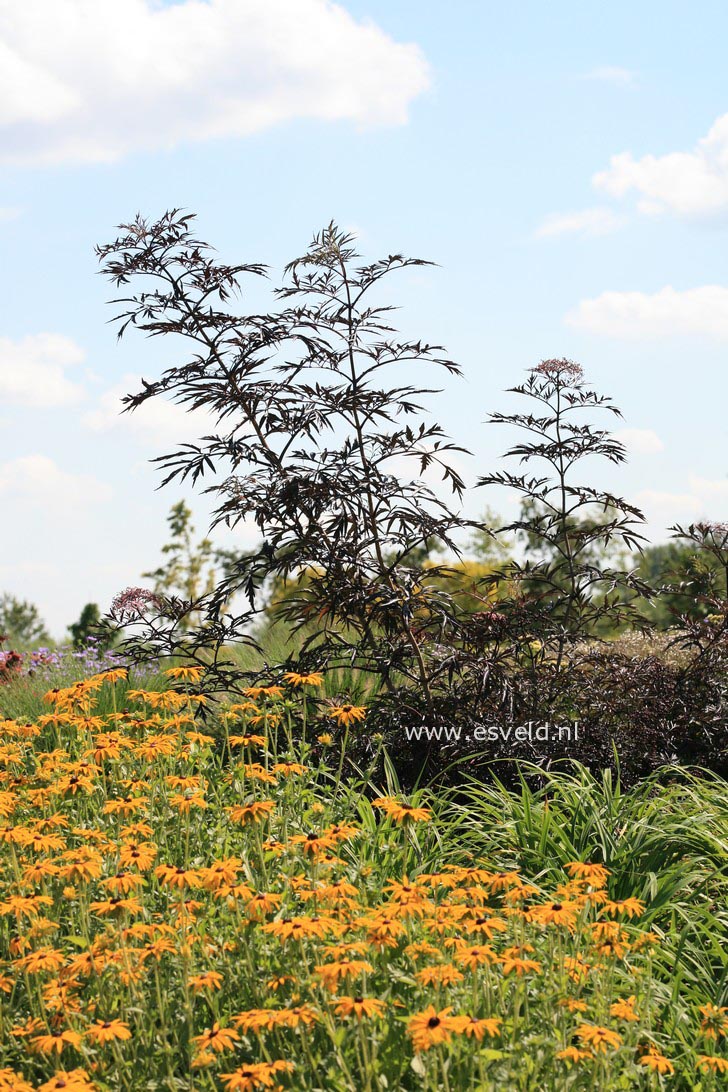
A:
96;215;726;785
477;359;651;648
97;211;467;709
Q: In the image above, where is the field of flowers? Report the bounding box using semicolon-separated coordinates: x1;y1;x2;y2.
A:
0;667;727;1091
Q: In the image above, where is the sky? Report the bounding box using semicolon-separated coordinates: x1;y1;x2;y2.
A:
1;0;727;637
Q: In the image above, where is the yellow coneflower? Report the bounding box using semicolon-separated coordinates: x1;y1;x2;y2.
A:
600;897;644;919
697;1055;728;1074
37;1070;97;1092
265;975;295;991
638;1048;674;1075
165;666;204;682
0;1067;34;1091
100;872;145;895
610;996;639;1022
528;901;578;928
315;958;373;990
219;1060;294;1092
262;916;338;942
118;842;157;870
189;970;224;993
462;913;508;939
289;831;337;856
30;1027;83;1054
154;865;203;890
272;762;307;777
228;734;266;749
574;1024;622;1054
371;797;431;823
227;801;276;825
283;671;324;687
407;1006;466;1052
459;1015;502;1041
246;891;283;918
699;1003;728;1039
242;686;284;700
327;704;366;727
452;943;499;969
89;895;143;917
240;763;277;784
86;1019;132;1044
415;964;465;987
191;1024;239;1054
500;945;542;976
15;948;66;974
556;1046;594;1065
333;996;385;1020
564;861;610;886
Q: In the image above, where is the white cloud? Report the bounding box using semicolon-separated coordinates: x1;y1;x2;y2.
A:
614;428;664;455
636;476;728;532
594;113;728;216
84;375;218;448
535;206;625;239
0;454;112;509
582;66;635;87
0;0;430;166
566;284;728;339
0;333;87;406
688;474;728;506
635;489;702;528
0;206;21;223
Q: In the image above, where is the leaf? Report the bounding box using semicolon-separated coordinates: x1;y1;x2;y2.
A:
410;1054;427;1077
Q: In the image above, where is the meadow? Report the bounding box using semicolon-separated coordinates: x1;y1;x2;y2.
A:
0;666;726;1091
1;216;726;1091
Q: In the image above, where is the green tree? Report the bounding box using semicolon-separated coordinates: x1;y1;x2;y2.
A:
143;501;217;630
0;593;50;647
68;603;103;649
639;531;726;628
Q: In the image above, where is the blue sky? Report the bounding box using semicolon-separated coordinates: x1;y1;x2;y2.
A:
1;0;726;635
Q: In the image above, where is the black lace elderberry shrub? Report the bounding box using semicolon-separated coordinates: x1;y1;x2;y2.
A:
96;211;468;712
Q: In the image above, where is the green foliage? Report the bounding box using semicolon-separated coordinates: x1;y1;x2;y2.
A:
0;592;49;647
68;602;103;649
638;522;728;629
142;501;217;629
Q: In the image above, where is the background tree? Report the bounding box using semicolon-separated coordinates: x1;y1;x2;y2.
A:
68;603;103;649
142;501;217;631
637;540;721;627
0;593;50;647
